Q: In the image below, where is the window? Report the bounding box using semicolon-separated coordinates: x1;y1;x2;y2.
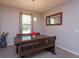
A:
21;13;32;34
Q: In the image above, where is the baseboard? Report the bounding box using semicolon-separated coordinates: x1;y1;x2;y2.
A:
56;45;79;56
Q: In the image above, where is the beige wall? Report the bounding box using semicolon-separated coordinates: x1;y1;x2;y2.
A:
0;5;20;46
0;5;43;46
43;0;79;55
0;5;1;33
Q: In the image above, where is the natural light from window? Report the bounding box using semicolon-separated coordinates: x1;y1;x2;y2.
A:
22;14;32;34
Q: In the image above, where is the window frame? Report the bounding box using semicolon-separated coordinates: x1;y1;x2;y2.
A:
19;12;33;34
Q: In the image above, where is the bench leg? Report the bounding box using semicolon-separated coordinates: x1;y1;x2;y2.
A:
50;46;56;55
20;56;24;58
45;46;56;55
45;48;51;51
16;46;18;54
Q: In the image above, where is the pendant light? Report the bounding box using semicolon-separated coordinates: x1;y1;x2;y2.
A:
32;0;37;21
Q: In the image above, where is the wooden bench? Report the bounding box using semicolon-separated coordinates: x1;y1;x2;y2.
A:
14;35;56;57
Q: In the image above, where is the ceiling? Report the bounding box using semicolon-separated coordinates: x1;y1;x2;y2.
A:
0;0;68;13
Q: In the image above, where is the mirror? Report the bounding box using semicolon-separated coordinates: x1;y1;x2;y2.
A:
46;12;62;26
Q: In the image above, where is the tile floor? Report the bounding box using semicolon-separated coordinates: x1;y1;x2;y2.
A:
0;46;79;58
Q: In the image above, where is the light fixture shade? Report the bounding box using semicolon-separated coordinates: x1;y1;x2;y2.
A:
34;17;37;21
